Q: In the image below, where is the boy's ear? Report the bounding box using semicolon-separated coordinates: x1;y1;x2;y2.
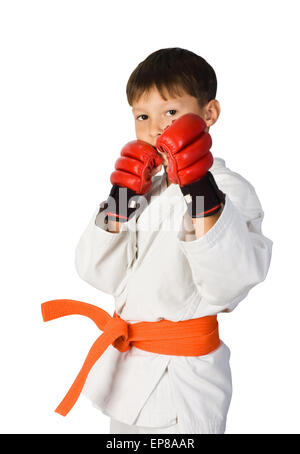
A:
202;99;221;128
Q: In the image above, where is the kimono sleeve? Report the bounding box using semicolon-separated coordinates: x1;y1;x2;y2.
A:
177;172;273;311
75;201;133;296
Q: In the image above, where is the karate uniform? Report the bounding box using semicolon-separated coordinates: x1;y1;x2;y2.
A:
75;157;273;434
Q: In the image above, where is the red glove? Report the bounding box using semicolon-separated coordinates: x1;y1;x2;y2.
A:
111;140;163;194
155;113;213;187
156;114;225;218
105;140;163;223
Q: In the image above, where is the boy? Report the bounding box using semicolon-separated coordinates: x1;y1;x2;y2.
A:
42;48;273;434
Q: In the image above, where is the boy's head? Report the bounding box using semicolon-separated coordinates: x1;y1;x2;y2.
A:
126;47;220;170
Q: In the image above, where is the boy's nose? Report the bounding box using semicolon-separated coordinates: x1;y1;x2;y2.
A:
149;121;169;141
150;126;163;139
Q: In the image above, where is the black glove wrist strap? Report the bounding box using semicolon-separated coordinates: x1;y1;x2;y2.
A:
180;171;226;218
104;184;140;223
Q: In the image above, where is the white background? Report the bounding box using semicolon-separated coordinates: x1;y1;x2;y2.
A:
1;0;299;434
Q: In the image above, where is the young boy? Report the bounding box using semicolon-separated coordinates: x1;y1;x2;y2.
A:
43;48;273;434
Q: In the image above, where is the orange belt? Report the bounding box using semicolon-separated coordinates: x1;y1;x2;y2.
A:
41;299;220;417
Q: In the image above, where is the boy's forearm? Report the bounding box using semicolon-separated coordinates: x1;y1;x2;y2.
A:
107;220;121;233
191;207;222;239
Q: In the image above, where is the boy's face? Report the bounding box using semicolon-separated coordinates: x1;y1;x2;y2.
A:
131;86;208;177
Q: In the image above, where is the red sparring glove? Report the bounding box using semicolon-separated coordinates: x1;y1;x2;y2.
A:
110;140;163;194
156;113;225;217
156;113;212;186
104;140;163;222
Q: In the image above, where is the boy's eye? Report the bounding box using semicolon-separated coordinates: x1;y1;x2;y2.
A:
166;110;177;116
136;114;148;121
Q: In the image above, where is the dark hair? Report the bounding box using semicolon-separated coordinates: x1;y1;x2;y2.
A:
126;47;217;109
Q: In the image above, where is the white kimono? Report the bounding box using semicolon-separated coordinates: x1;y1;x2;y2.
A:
75;157;273;434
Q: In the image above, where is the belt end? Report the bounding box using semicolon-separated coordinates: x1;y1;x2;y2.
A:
41;302;50;322
55;405;68;417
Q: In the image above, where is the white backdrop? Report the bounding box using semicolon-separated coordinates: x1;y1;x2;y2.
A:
1;0;299;434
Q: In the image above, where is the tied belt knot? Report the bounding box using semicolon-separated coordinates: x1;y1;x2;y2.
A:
107;313;131;352
41;299;220;417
